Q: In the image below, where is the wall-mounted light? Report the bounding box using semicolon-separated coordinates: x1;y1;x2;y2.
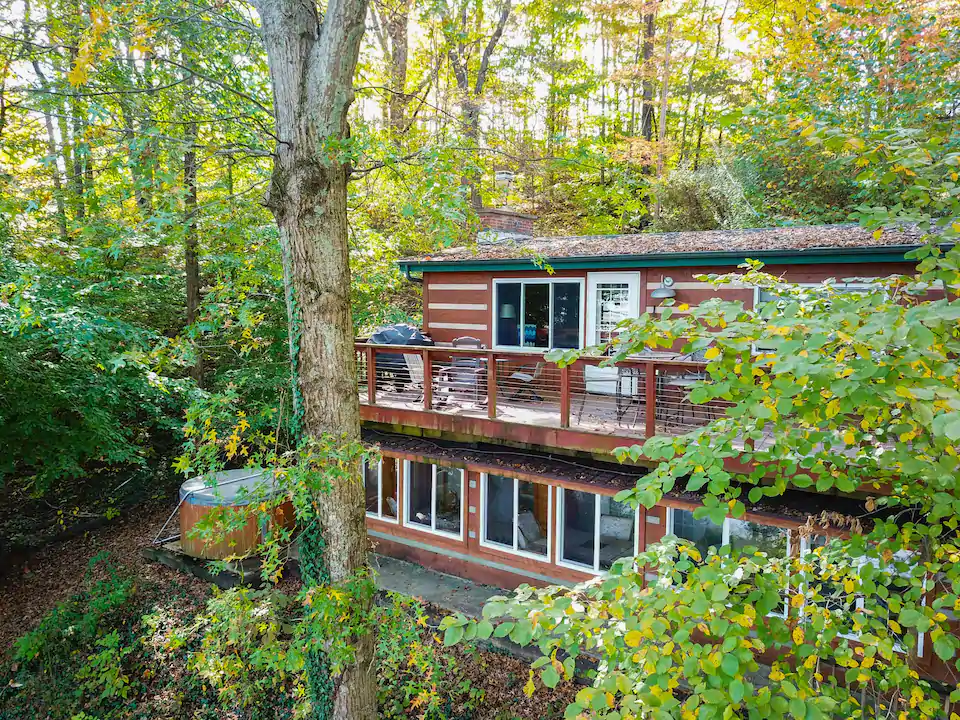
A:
650;276;676;300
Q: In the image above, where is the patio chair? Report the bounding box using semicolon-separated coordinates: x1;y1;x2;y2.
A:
436;336;486;405
403;353;426;402
507;361;545;402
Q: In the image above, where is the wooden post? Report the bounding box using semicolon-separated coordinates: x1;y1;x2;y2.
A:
366;346;377;404
487;351;497;419
645;361;656;437
560;364;571;428
422;348;432;410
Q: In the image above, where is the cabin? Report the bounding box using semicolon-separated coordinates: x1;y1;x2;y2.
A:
356;212;948;677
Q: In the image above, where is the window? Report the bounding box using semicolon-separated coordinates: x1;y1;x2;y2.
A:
799;537;922;652
557;488;638;573
494;279;582;349
667;509;790;560
667;509;791;616
481;474;551;560
404;461;463;538
364;457;398;521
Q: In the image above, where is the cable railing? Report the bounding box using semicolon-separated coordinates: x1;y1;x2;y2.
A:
355;342;725;439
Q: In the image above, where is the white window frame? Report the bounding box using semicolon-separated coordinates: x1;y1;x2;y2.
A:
402;460;465;540
752;281;879;311
364;457;399;523
798;538;924;655
492;277;585;351
479;473;553;563
666;508;791;618
556;487;640;575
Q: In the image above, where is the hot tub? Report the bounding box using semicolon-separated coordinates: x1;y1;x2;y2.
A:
178;469;295;559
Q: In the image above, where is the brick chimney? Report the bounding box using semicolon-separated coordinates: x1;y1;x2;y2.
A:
477;207;535;238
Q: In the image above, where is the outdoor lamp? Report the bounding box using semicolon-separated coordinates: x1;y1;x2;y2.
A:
650;275;676;300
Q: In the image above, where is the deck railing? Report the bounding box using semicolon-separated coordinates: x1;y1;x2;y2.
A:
355;342;726;439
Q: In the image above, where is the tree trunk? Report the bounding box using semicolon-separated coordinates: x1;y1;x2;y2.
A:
639;6;657;142
30;60;68;242
654;22;672;222
253;0;375;716
183;71;203;386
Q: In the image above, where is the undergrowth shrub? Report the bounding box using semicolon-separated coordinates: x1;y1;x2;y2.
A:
376;593;484;719
9;553;142;718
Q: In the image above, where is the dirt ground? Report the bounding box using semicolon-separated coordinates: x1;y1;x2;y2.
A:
0;504;207;655
0;505;579;719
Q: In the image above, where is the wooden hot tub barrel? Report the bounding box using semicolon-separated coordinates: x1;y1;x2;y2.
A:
179;469;295;560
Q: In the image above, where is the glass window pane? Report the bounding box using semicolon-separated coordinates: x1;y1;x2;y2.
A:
381;458;398;519
727;519;788;558
407;462;432;528
561;490;596;569
517;479;548;557
523;284;550;348
598;496;635;570
484;474;514;548
552;283;581;349
364;460;379;514
594;283;632;345
435;467;462;534
671;509;723;558
496;283;522;347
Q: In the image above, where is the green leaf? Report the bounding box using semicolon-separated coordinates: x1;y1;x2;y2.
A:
934;636;955;662
541;664;560;689
730;678;745;703
443;625;464;646
721;653;739;677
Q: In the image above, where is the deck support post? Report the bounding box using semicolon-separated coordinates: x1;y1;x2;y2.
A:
423;348;433;410
645;362;656;438
560;364;571;428
366;346;376;404
487;351;497;419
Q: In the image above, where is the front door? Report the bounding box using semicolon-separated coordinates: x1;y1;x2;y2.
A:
584;273;640;395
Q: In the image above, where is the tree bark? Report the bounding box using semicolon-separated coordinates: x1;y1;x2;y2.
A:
252;0;375;716
639;3;658;142
183;69;203;386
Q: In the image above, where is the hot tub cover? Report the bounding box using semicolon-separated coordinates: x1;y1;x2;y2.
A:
179;469;284;507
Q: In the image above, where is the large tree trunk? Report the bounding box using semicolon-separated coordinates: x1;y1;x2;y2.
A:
253;0;375;716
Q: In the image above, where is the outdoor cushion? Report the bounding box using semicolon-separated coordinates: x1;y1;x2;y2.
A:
599;514;633;542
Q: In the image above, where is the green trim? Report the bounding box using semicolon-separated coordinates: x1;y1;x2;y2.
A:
399;245;925;274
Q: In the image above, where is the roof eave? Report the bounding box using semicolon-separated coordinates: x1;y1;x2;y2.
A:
398;244;930;273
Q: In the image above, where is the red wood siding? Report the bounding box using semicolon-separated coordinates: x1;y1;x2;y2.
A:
421;261;925;346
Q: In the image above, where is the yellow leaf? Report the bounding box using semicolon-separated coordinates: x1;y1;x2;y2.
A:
704;346;720;360
624;630;643;647
792;626;804;644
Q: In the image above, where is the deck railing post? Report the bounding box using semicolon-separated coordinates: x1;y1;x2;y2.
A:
560;363;571;428
487;351;497;419
645;361;656;438
366;346;376;405
422;348;432;410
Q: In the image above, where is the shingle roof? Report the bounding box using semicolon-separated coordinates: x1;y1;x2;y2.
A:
402;224;929;265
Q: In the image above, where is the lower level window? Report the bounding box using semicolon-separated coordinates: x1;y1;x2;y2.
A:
667;509;790;559
558;488;637;573
667;508;790;615
481;474;551;559
404;461;463;538
364;458;398;521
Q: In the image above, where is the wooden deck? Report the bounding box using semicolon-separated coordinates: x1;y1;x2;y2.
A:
356;343;730;452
